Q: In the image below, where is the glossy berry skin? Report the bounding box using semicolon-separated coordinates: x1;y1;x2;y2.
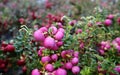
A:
4;44;15;52
104;19;112;26
72;66;80;74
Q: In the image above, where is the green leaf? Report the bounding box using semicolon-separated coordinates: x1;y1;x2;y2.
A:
54;60;62;68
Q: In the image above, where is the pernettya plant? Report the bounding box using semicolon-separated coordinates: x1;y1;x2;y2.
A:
0;12;120;75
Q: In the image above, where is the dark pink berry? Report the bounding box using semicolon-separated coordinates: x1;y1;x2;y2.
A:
104;19;112;26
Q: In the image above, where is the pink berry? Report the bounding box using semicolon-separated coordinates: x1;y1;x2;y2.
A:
58;28;65;33
74;51;79;58
44;36;55;49
45;64;54;72
19;18;25;24
61;51;67;58
37;47;46;56
79;42;84;49
99;49;105;55
107;14;114;19
37;50;42;56
57;41;63;47
52;43;58;50
69;20;76;26
55;68;67;75
104;19;112;26
57;22;63;28
54;31;64;40
31;69;40;75
33;30;45;41
39;27;48;33
96;22;103;27
114;66;120;73
72;66;80;74
41;56;51;63
49;26;57;35
51;54;58;61
71;57;79;65
116;45;120;53
65;62;73;70
76;29;82;34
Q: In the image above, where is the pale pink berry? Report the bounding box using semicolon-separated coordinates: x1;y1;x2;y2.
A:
31;69;40;75
39;27;48;33
55;68;67;75
99;49;105;55
58;28;65;33
54;31;64;40
45;64;54;72
65;62;73;70
57;22;63;28
107;14;114;19
44;36;55;49
72;66;80;74
33;30;45;41
41;56;51;63
71;57;79;65
49;26;57;35
74;51;79;58
51;54;58;61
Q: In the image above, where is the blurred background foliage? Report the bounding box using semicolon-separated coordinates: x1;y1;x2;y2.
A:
0;0;120;42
